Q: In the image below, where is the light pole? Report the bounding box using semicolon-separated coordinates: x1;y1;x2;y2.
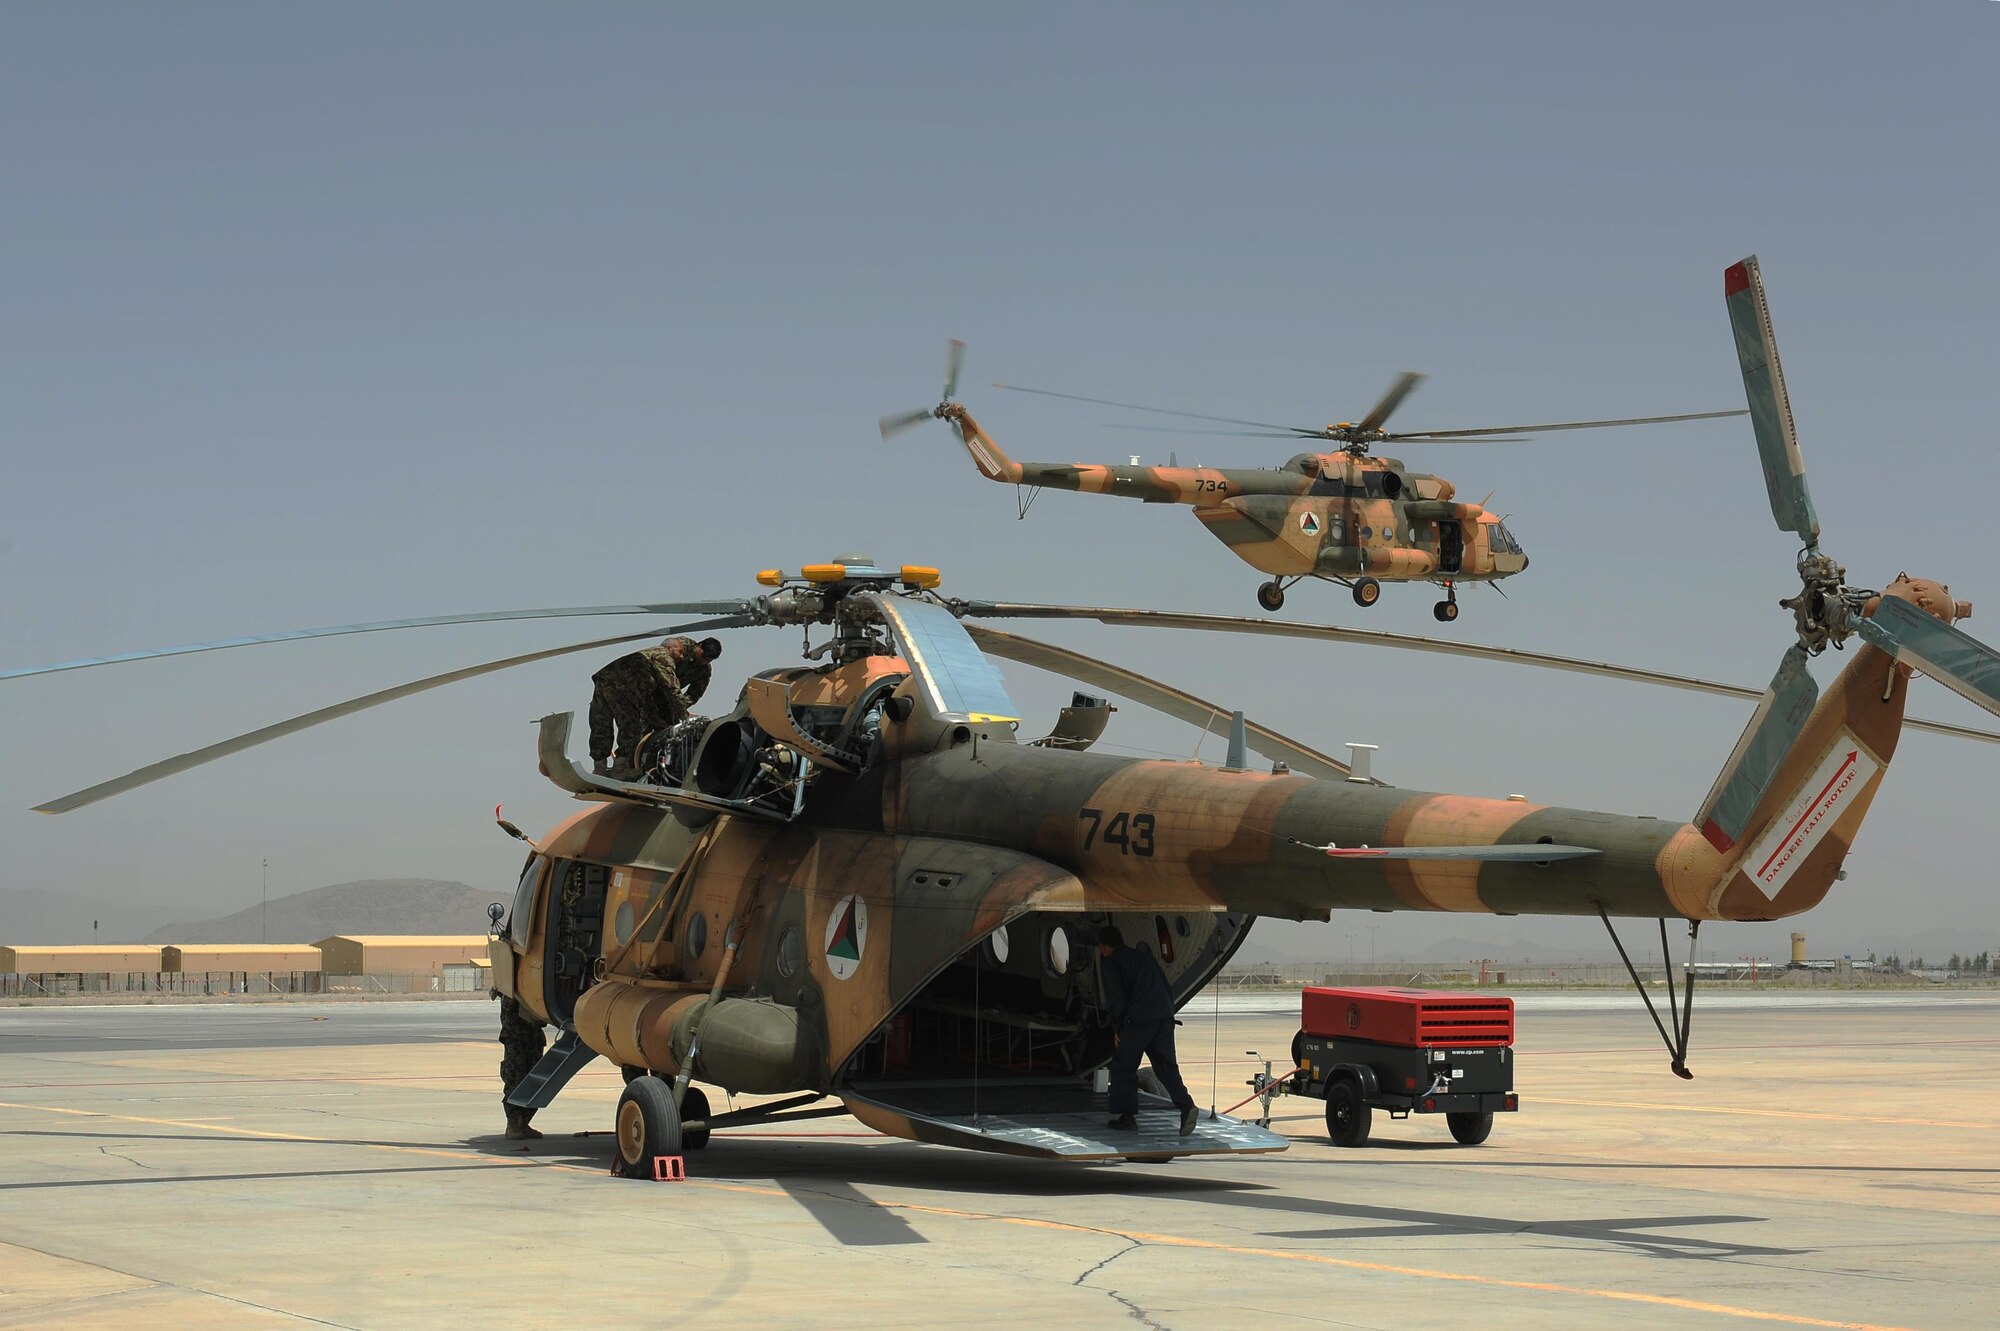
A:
261;859;268;944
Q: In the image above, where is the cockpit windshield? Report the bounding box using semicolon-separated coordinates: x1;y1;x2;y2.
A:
1491;522;1523;555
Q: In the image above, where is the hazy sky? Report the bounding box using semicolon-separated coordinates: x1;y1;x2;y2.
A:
4;3;1997;963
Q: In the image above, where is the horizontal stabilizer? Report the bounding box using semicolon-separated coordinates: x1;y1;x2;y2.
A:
1293;839;1600;862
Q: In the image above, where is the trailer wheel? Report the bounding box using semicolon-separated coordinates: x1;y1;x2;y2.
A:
613;1075;683;1177
1447;1110;1493;1145
1324;1079;1370;1147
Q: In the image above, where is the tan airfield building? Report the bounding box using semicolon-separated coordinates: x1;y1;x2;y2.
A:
161;944;321;974
0;945;164;974
314;935;489;977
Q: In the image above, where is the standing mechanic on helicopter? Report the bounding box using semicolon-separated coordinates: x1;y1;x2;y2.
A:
586;635;721;777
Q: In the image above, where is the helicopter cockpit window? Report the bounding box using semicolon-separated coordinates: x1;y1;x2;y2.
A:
1491;522;1523;555
507;855;541;948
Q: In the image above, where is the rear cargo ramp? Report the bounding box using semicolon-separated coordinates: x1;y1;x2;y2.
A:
843;1077;1287;1160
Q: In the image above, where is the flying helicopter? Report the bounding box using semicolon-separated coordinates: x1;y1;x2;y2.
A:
881;349;1744;618
9;258;2000;1179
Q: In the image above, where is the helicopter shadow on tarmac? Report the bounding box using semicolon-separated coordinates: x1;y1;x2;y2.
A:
468;1131;1799;1262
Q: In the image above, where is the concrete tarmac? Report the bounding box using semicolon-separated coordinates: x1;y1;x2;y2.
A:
1;994;1995;1330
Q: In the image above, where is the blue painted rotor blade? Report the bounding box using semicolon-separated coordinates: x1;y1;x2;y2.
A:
943;339;965;403
1858;597;2000;721
2;601;753;681
1694;644;1820;851
1724;257;1820;545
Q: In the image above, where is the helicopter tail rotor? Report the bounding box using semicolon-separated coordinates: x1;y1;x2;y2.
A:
1693;260;2000;855
879;339;968;440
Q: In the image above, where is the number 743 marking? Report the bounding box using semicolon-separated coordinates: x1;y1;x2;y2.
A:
1078;807;1156;857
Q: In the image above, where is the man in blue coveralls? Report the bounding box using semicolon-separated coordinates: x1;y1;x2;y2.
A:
1096;924;1199;1135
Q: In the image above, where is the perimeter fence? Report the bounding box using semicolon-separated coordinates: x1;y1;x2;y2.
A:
1207;959;1950;989
1;970;488;998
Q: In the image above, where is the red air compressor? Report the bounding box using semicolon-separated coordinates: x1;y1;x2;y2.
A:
1287;986;1519;1147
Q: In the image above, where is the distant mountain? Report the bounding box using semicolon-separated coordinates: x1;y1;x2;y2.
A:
0;888;184;946
142;878;501;943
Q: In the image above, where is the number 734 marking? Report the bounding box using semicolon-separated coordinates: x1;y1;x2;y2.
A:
1078;807;1156;857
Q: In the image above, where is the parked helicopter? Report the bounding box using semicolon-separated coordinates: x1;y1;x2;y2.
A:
11;259;2000;1178
881;349;1743;618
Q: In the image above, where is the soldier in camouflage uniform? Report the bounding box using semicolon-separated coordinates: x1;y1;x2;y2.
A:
498;994;546;1140
677;636;721;708
587;637;720;777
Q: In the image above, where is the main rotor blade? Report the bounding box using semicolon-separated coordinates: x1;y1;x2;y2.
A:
32;616;755;814
879;407;934;440
3;601;754;681
992;383;1309;435
953;602;2000;746
1858;598;2000;722
1725;256;1820;545
942;339;966;403
1106;425;1306;438
1354;372;1426;434
963;625;1349;779
1388;409;1747;441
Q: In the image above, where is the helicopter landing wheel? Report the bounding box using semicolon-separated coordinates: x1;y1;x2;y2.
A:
1352;577;1381;608
679;1085;712;1151
1256;581;1286;613
612;1074;683;1178
1433;599;1459;623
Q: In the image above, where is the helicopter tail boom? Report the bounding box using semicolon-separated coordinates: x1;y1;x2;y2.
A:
941;406;1024;483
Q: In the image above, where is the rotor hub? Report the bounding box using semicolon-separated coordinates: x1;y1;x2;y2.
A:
1783;548;1875;656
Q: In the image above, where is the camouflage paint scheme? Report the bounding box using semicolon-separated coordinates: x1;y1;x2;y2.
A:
495;575;1953;1137
938;403;1527;588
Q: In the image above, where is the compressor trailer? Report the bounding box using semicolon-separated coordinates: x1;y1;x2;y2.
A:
1277;986;1520;1147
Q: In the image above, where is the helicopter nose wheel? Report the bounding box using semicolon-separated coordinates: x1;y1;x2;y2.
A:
1352;577;1382;608
612;1075;684;1178
1433;585;1459;622
1256;581;1287;613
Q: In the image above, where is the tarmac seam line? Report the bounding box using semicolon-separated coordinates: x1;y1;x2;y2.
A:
683;1178;1921;1330
0;1098;1923;1329
0;1234;363;1329
1533;1097;1989;1129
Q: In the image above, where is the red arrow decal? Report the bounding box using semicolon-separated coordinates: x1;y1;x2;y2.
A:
1756;750;1858;880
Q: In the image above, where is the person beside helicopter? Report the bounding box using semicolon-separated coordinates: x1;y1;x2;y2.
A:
587;635;721;777
1096;924;1199;1136
498;995;546;1140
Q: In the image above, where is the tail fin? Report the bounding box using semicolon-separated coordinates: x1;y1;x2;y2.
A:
942;406;1022;484
1699;616;1916;922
